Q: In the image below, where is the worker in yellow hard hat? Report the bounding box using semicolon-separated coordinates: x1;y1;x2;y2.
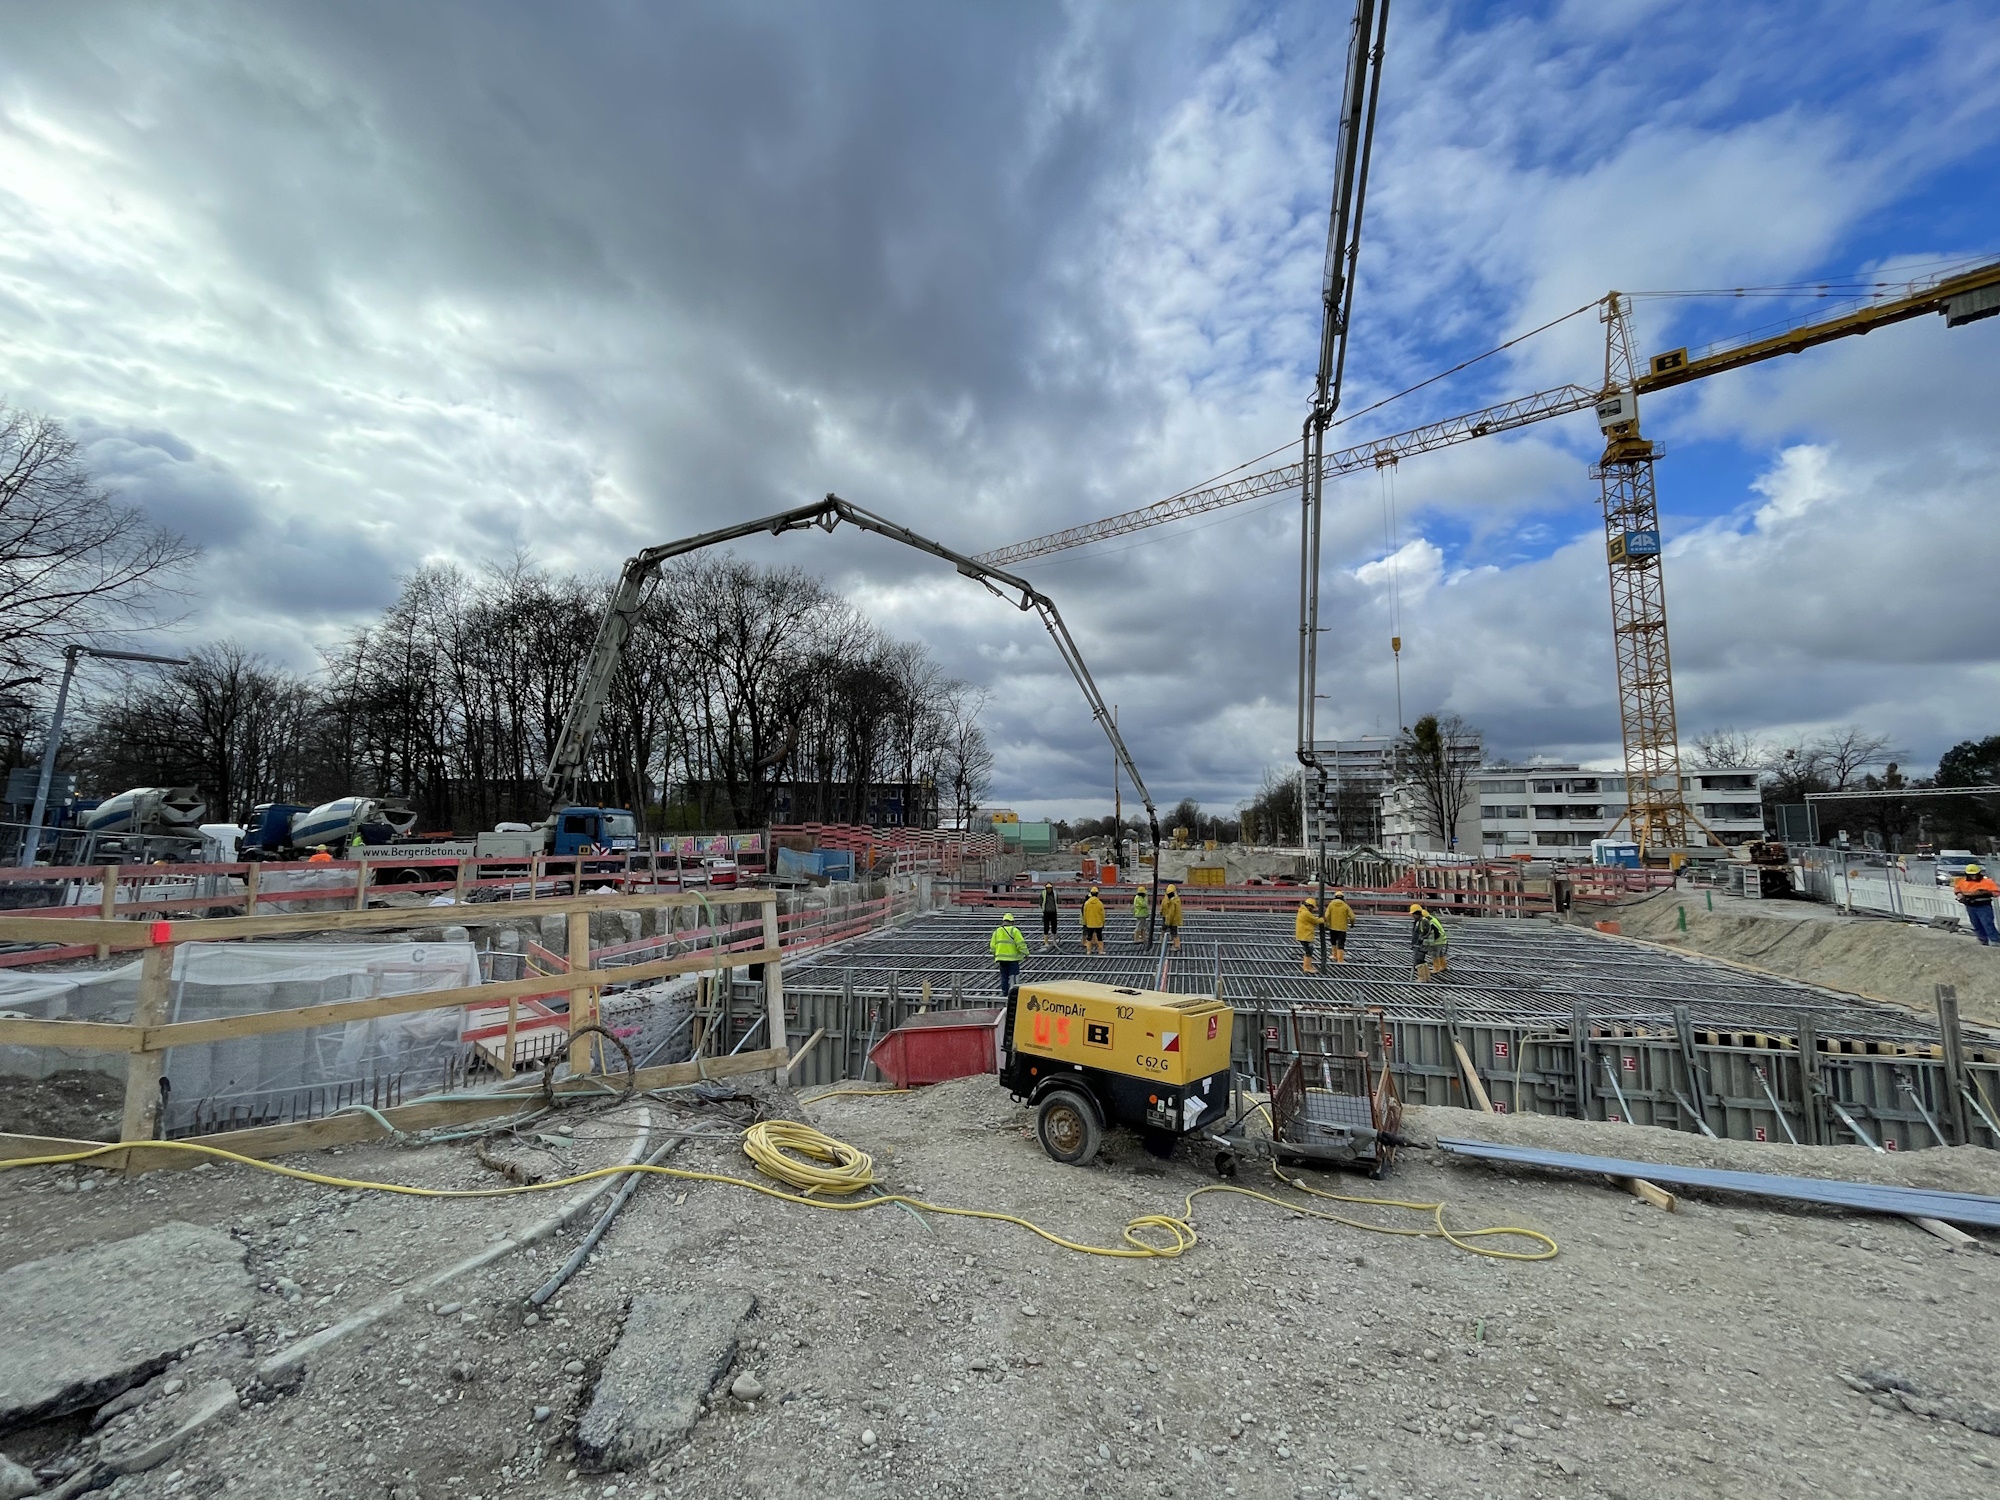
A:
1409;902;1449;980
1322;888;1355;963
1295;895;1324;974
1131;886;1151;946
1161;884;1183;950
990;911;1029;996
307;845;334;864
1955;862;1999;946
1080;885;1106;955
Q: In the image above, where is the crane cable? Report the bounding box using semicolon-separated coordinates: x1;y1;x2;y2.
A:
1;1119;1555;1264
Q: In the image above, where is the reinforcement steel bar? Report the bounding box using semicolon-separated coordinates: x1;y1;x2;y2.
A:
1437;1137;2000;1228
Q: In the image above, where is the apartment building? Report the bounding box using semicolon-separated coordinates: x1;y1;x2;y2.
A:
1300;734;1483;849
1472;765;1764;856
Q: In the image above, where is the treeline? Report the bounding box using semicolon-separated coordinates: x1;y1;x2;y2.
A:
69;555;992;833
1695;725;2000;849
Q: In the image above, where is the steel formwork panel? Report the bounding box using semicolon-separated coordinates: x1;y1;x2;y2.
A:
759;908;2000;1150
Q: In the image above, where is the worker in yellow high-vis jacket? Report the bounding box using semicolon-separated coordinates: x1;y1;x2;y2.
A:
1161;884;1183;950
1322;889;1355;963
1295;896;1324;974
1080;886;1107;955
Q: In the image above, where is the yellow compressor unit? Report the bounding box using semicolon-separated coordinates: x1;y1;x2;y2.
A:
998;980;1233;1165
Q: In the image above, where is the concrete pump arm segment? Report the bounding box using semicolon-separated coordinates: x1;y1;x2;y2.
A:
542;493;1162;849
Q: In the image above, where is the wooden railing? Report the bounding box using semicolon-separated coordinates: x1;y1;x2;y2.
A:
0;887;792;1173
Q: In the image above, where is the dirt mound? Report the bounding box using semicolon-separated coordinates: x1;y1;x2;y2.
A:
1591;889;2000;1030
0;1071;123;1142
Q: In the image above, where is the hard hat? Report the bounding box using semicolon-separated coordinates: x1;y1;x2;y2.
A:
1089;885;1100;893
1970;864;1984;875
1166;884;1177;893
1302;896;1318;906
1408;903;1424;914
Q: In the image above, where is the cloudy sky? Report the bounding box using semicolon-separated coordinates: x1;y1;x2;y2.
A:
2;0;1996;820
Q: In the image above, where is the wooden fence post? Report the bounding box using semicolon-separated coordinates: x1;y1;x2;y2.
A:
567;908;595;1075
119;943;175;1160
455;858;471;905
96;864;118;962
243;861;261;916
764;893;790;1085
1937;983;1973;1146
352;858;371;912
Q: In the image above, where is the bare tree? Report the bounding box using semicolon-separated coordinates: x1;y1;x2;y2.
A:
0;404;197;696
1690;725;1764;769
940;684;993;830
1399;712;1479;851
1815;726;1899;790
1245;766;1302;846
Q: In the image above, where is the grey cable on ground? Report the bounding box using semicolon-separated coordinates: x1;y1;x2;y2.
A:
529;1131;685;1306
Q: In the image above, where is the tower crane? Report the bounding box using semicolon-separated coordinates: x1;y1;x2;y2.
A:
977;254;2000;857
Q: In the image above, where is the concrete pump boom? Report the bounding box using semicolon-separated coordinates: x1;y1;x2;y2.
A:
543;494;1161;851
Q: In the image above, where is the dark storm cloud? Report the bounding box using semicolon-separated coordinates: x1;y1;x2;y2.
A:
0;1;1993;815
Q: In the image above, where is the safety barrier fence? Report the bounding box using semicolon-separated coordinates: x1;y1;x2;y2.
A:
0;888;790;1168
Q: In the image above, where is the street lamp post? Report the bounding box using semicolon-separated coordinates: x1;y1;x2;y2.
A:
20;644;190;867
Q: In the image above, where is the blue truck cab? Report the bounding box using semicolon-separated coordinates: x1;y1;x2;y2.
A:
550;807;639;856
242;803;311;858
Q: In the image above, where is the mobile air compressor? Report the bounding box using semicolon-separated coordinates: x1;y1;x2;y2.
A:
999;981;1233;1166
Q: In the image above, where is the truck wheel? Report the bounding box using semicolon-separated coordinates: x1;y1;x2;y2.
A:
1035;1090;1101;1166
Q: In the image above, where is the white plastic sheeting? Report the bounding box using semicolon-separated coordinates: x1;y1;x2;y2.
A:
0;942;479;1132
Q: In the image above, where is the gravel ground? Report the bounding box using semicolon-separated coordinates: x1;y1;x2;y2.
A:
1;1076;1996;1500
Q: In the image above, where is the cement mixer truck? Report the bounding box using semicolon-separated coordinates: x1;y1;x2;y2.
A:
75;786;208;861
237;796;637;869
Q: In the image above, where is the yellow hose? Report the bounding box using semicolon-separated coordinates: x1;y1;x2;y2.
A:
1;1116;1551;1263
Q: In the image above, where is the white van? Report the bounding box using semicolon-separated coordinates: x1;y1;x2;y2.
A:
1936;850;1979;887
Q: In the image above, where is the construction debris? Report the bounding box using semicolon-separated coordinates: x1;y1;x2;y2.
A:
0;1222;252;1428
574;1290;756;1472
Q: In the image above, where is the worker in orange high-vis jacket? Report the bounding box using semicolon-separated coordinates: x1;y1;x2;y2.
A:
1956;862;1999;946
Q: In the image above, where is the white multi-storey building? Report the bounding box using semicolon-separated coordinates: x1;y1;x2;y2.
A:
1470;765;1764;856
1300;734;1483;850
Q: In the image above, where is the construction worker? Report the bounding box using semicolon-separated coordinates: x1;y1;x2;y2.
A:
1161;884;1183;950
1410;902;1449;980
990;911;1029;994
1039;881;1061;949
307;845;334;863
1295;895;1324;973
1080;885;1106;955
1132;886;1151;946
1955;862;1999;946
1323;888;1355;963
348;831;367;856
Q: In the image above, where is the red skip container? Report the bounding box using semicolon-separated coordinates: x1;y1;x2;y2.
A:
867;1009;1003;1089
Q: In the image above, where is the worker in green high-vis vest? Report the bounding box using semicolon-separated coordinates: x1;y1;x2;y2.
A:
990;912;1029;996
1131;887;1151;947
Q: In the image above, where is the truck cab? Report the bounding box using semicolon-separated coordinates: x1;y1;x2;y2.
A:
549;807;639;857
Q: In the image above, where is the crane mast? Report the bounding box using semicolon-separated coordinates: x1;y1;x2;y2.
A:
1593;294;1690;855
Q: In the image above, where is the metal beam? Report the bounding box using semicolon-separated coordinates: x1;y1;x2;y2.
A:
1437;1137;2000;1228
